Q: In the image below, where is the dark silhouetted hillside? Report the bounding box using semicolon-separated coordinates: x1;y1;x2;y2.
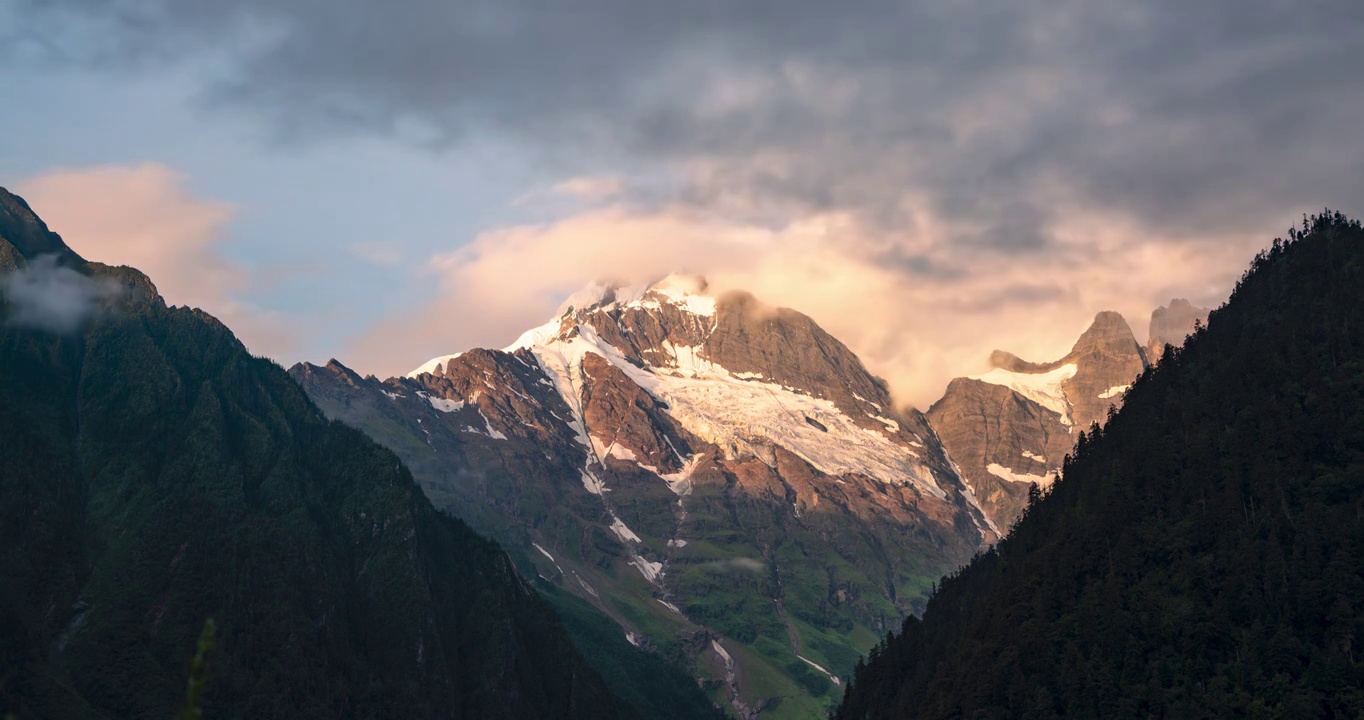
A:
836;211;1364;719
0;187;634;720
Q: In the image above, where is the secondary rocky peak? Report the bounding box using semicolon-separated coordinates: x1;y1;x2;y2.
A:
927;377;1075;526
1063;311;1146;430
1070;310;1140;357
930;309;1148;529
930;298;1224;532
1148;298;1211;361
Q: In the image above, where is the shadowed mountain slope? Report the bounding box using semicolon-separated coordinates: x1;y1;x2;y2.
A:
0;187;633;720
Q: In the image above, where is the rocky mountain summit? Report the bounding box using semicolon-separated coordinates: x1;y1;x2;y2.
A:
930;302;1209;529
293;274;995;718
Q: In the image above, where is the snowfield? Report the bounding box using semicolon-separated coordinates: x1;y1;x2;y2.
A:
970;363;1077;425
986;462;1055;489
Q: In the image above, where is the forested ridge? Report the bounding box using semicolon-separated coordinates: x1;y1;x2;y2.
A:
0;188;635;719
835;211;1364;719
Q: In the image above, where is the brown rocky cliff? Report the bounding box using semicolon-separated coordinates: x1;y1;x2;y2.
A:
580;352;692;473
928;311;1148;530
1061;311;1147;430
927;378;1073;528
704;291;895;424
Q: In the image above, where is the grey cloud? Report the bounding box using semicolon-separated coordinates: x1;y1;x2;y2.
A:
12;0;1364;245
941;284;1073;315
1;255;116;333
872;248;968;281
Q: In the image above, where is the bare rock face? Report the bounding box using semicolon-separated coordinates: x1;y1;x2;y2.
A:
704;291;896;424
291;274;994;718
929;311;1147;529
0;238;21;272
1062;311;1148;431
579;352;691;474
1147;298;1212;361
927;379;1074;528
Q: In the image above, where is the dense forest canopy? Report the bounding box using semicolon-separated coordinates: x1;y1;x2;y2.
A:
835;211;1364;719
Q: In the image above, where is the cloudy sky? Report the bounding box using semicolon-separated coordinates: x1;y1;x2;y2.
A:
3;0;1361;406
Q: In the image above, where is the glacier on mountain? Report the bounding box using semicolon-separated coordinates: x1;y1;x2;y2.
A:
970;363;1077;424
478;276;952;499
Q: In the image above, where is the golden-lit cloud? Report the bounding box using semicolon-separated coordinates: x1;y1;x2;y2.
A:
17;163;295;359
350;195;1270;409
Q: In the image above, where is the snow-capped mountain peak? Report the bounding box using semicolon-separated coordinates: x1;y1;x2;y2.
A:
391;276;997;550
555;273;714;320
486;276;983;510
292;277;1014;715
407;274;715;379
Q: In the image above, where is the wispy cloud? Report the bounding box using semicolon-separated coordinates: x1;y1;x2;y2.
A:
348;200;1263;407
1;255;116;333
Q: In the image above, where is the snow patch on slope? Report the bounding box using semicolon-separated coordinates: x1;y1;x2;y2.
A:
408;352;463;378
421;392;466;413
631;557;664;583
1098;384;1129;399
871;414;900;432
580;471;606;496
797;655;841;686
467;408;508;440
986;462;1054;488
659;454;703;496
971;363;1078;425
535;324;950;498
532;543;564;575
610;517;642;544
